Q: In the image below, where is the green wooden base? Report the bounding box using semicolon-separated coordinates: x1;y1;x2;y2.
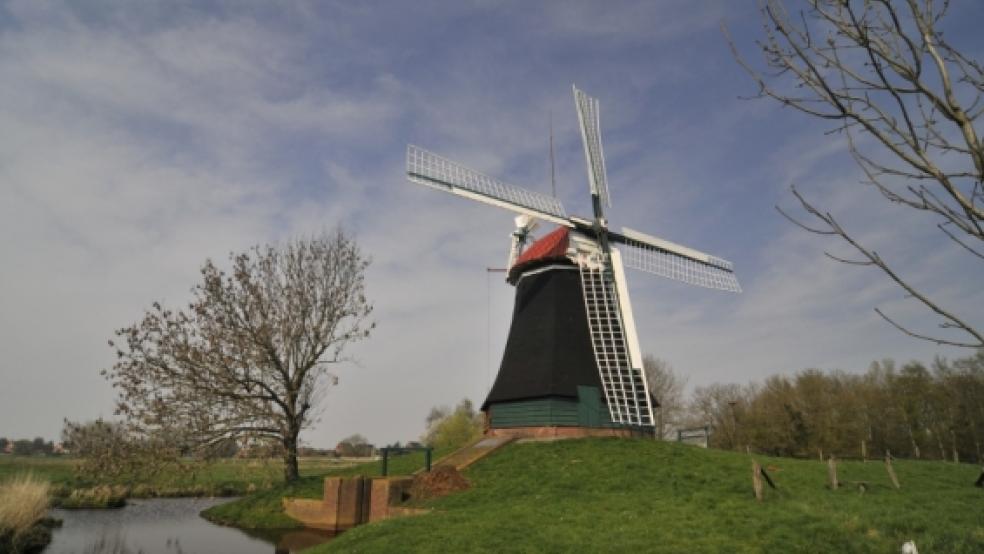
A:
488;386;623;428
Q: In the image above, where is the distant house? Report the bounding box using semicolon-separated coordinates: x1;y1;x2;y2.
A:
2;442;12;454
52;442;69;455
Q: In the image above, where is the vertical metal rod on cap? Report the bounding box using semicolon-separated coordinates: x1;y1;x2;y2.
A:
549;111;556;199
381;448;389;477
425;448;432;472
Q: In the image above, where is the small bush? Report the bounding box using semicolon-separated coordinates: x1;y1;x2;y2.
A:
58;485;126;509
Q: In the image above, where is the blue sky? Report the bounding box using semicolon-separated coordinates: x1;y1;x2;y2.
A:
1;1;981;447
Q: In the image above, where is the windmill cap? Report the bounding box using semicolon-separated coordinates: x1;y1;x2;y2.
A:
508;226;573;284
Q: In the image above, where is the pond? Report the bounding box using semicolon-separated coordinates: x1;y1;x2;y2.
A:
47;498;334;554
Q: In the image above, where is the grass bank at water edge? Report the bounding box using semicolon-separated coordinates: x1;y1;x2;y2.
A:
0;455;358;504
202;449;447;529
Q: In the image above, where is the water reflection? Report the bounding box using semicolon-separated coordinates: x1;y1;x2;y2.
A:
241;528;338;554
48;498;333;554
80;532;135;554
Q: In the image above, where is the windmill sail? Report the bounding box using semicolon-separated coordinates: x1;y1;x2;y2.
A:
612;227;741;293
573;86;611;209
406;145;571;226
577;248;654;427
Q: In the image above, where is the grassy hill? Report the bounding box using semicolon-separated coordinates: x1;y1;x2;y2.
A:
315;438;984;553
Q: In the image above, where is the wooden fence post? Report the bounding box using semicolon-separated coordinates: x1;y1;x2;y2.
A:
828;456;838;490
885;452;901;489
752;461;764;502
861;440;867;463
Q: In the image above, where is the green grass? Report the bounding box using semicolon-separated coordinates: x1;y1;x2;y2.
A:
202;449;448;529
202;473;328;528
0;456;76;488
0;455;356;499
312;438;984;553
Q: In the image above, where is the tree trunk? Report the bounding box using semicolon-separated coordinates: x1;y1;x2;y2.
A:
283;428;300;483
969;419;982;463
907;425;921;459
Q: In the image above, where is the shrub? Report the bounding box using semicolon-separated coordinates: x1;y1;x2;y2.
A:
0;474;52;553
58;485;127;509
0;475;50;534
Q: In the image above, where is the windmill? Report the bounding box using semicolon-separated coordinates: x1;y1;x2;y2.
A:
406;86;741;438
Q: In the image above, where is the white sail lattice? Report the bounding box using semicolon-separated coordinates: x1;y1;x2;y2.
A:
618;238;741;292
407;145;567;221
574;86;611;209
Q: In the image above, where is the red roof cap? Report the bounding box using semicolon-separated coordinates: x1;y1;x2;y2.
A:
509;227;571;282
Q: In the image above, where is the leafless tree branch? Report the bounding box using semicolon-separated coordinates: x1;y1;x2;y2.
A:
726;0;983;347
938;222;984;260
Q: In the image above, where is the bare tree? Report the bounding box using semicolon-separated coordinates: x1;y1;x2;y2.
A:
688;383;752;450
642;355;687;439
726;0;983;347
104;230;374;483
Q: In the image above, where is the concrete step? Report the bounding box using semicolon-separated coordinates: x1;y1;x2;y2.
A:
424;436;516;473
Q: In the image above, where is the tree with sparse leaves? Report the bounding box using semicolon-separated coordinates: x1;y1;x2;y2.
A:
105;230;374;483
643;356;687;439
423;399;482;450
688;383;752;450
61;419;179;479
727;0;983;347
337;433;373;457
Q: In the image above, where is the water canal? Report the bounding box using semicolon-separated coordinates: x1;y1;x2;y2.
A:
47;498;334;553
